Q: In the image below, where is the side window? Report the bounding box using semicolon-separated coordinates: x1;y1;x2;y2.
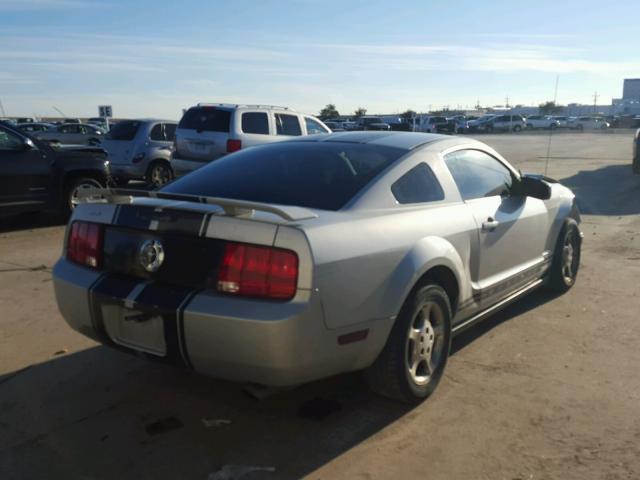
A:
164;123;177;141
305;117;329;135
0;129;24;151
60;125;78;133
392;163;445;204
242;112;269;135
275;113;302;136
149;124;164;141
444;150;513;201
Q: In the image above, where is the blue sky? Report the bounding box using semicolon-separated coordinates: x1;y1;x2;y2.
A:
0;0;638;119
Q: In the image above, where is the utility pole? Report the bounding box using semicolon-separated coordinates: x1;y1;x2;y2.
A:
505;96;510;108
0;98;6;117
592;92;599;113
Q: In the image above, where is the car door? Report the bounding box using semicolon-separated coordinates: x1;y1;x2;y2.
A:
0;126;51;209
58;124;80;144
238;111;278;148
274;113;303;139
443;148;550;306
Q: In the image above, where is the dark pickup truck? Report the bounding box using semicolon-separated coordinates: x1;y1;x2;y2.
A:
0;121;111;216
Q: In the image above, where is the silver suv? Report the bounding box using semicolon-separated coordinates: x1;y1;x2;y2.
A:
102;119;177;187
171;103;330;177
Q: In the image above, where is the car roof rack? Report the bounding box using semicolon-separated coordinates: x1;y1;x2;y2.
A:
196;103;290;110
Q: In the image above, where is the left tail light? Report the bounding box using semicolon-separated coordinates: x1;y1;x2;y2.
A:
67;221;103;269
226;139;242;153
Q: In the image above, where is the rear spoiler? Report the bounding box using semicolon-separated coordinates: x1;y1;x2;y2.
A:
79;188;319;222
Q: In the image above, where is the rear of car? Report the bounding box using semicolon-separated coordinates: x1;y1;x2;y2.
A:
52;140;405;386
103;120;176;185
171;105;329;177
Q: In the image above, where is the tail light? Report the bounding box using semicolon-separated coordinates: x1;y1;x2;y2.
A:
226;139;242;153
217;242;298;300
67;221;103;269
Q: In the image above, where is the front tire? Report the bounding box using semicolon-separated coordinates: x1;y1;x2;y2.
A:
365;284;452;403
513;124;522;132
65;177;104;214
547;220;581;292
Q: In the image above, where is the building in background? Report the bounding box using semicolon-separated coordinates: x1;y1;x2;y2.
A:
622;79;640;100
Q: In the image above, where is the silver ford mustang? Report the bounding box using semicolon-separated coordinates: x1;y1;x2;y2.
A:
52;132;582;403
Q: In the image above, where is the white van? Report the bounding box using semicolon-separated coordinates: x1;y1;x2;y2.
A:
172;103;330;177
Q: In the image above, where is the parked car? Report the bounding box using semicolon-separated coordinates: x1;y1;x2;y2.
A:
36;123;106;146
416;116;452;133
551;116;570;128
16;122;55;133
52;131;581;404
0;121;110;215
323;121;344;132
101;119;177;187
526;115;559;130
633;128;640;175
467;114;497;132
482;114;526;133
171;103;330;177
356;116;391;131
568;117;610;131
449;115;470;134
14;117;35;124
87;117;111;131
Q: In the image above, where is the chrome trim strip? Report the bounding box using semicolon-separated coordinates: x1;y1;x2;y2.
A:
452;278;544;335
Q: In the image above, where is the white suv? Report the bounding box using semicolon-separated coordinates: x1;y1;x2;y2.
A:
171;103;330;177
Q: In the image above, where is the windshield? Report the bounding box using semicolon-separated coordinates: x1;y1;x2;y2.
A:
106;120;140;141
162;142;405;210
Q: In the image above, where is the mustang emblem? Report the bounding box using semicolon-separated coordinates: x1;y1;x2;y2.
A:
139;239;165;273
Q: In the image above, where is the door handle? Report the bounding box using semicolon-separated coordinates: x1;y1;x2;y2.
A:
482;217;500;232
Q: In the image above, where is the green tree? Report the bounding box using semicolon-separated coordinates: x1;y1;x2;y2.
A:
319;104;339;119
354;107;367;118
401;109;416;122
538;101;564;115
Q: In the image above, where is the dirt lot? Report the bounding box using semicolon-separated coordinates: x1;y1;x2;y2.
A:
1;131;639;480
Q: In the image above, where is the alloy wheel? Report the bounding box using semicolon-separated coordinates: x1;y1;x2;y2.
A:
406;301;446;386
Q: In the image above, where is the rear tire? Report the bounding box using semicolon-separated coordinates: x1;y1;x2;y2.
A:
365;284;452;403
146;161;173;188
547;220;581;293
513;124;522;132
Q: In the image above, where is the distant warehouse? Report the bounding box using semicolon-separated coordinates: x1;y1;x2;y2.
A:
623;79;640;100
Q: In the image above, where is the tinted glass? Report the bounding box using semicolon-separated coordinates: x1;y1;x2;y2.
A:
444;149;513;200
305;117;329;135
149;124;164;141
242;112;269;135
164;123;176;141
81;125;100;134
0;128;23;150
391;163;445;204
179;107;231;132
59;124;79;133
162;142;404;211
107;120;140;141
275;114;302;136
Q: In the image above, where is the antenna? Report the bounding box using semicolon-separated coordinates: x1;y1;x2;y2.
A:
544;75;560;176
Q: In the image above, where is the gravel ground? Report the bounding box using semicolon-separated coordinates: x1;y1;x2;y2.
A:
1;131;639;480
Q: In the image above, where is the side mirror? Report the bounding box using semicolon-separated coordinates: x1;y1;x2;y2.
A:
511;174;551;200
23;138;36;150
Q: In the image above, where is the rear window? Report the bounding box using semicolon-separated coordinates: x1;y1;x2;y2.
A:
179;107;231;133
107;120;140;141
162;142;405;211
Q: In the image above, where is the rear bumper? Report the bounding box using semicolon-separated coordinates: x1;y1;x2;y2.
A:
53;259;386;386
170;156;214;177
